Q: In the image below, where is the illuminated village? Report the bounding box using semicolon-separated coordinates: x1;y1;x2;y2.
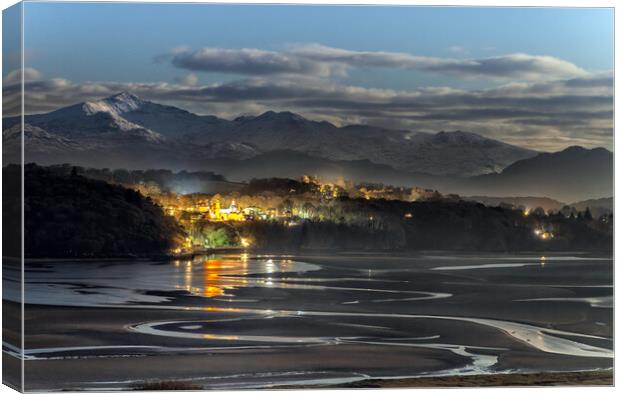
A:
127;175;443;253
138;176;437;222
106;172;604;256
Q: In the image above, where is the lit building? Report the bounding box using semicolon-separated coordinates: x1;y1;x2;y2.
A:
209;198;222;220
208;198;245;221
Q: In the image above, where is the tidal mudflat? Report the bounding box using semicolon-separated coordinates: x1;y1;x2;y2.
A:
5;252;613;390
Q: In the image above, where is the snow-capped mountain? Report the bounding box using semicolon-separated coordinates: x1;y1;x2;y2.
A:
3;123;82;152
5;92;164;143
6;92;537;176
83;91;144;115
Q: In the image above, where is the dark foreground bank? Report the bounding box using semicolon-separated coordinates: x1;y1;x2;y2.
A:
278;370;613;389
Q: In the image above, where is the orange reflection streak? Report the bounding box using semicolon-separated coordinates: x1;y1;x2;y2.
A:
202;306;243;313
176;255;252;298
202;334;240;340
203;259;225;297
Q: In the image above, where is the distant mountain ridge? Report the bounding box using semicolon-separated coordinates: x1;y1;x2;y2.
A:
5;92;536;177
2;92;612;202
465;196;613;214
464;196;567;211
448;146;613;202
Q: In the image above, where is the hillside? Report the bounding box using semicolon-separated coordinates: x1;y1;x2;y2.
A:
10;164;613;255
465;195;613;217
17;164;185;257
571;197;613;218
442;146;613;202
219;193;612;252
464;196;565;212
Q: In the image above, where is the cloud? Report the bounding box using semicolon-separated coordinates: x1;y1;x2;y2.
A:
3;67;43;84
164;44;589;82
289;44;589;80
429;53;589;80
169;47;330;77
5;73;611;152
175;73;199;87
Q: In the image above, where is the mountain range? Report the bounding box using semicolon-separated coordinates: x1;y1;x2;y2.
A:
2;92;613;202
3;92;536;175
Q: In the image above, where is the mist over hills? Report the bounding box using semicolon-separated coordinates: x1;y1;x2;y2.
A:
2;92;612;202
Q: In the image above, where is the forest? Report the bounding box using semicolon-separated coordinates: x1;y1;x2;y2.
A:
196;198;612;252
181;177;613;252
7;164;613;258
16;164;185;257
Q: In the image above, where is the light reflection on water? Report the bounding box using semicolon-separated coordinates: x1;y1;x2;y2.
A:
173;254;319;299
17;254;320;307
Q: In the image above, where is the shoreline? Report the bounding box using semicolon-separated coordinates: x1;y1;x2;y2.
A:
276;370;614;389
20;247;249;263
18;249;614;263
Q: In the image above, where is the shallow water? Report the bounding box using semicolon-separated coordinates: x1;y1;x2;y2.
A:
9;252;614;390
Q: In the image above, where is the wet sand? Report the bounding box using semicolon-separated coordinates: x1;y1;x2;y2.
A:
4;252;613;390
